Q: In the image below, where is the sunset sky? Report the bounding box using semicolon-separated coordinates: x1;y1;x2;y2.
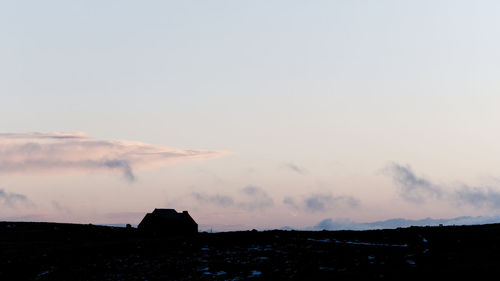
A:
2;1;500;231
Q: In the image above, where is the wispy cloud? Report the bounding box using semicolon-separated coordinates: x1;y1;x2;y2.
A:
283;163;307;175
0;132;226;181
0;189;32;208
385;162;500;210
283;196;300;210
192;193;234;207
192;186;274;211
454;185;500;209
51;201;73;215
284;193;360;213
238;186;274;210
384;162;442;203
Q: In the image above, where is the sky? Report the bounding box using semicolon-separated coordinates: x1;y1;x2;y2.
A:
1;0;500;231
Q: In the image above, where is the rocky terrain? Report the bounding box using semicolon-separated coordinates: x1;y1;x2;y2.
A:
1;222;500;280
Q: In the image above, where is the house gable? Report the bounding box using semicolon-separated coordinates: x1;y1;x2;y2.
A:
138;208;198;235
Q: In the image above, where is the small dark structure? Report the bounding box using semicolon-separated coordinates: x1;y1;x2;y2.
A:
138;209;198;235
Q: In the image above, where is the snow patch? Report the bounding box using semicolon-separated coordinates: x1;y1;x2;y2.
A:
333;239;408;247
307;238;330;243
249;270;262;277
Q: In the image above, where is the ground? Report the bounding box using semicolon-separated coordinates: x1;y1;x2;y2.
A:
1;222;500;280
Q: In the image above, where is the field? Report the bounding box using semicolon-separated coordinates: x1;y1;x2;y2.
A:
1;222;500;280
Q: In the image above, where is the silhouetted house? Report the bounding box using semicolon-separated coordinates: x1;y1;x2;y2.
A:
138;209;198;235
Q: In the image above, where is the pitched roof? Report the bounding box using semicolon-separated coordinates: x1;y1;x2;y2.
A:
142;208;197;225
152;209;178;217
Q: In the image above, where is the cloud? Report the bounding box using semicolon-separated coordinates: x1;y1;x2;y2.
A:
284;193;360;213
385;162;442;203
192;186;274;211
238;186;274;210
454;186;500;209
51;201;73;215
305;194;360;212
312;215;500;231
385;162;500;210
0;189;31;208
0;132;226;181
192;193;235;207
283;196;300;210
103;159;135;182
283;163;307;175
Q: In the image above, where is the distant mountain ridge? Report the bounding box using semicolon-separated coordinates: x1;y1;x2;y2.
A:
311;215;500;230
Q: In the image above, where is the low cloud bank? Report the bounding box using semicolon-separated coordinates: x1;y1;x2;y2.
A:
312;216;500;231
192;186;274;211
386;162;500;209
284;193;360;213
0;189;31;208
192;193;234;208
0;132;226;181
454;185;500;209
384;163;442;203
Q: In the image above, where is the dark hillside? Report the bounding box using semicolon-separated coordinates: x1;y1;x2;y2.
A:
1;222;500;280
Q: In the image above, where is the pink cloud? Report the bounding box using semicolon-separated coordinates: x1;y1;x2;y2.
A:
0;133;227;181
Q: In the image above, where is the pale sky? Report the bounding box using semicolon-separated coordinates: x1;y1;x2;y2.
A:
1;1;500;231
